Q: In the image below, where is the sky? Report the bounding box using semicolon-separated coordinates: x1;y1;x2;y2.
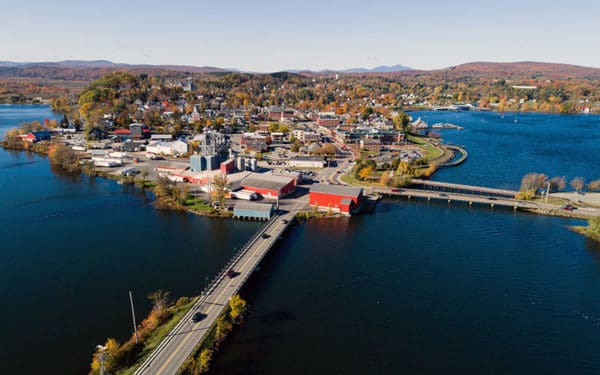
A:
1;0;600;72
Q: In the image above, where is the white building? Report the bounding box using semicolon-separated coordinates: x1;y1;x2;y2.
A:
289;156;326;168
146;140;189;156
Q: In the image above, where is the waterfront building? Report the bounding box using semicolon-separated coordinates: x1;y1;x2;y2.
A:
233;201;274;221
309;184;364;215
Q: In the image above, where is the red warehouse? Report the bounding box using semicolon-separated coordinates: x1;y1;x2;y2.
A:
309;184;364;215
241;174;296;198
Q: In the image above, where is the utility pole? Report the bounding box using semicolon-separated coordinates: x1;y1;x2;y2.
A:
546;181;551;203
129;291;139;344
96;345;107;375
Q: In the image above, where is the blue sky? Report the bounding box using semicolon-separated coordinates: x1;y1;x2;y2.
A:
1;0;599;71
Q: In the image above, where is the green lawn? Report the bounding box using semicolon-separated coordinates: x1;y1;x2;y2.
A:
184;198;212;212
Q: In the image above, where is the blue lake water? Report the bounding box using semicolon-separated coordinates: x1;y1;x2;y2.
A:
0;105;261;374
409;110;600;189
2;106;600;374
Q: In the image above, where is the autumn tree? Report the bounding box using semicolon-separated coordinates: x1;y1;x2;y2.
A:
48;143;81;174
549;176;566;192
570;177;585;192
587;179;600;192
357;165;373;181
211;174;228;209
228;294;247;321
392;111;411;133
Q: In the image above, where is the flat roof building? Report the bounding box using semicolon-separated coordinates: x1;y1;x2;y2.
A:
233;201;274;221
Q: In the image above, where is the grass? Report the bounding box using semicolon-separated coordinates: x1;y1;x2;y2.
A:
117;298;198;375
570;226;600;243
419;143;444;160
340;173;372;186
184;198;212;212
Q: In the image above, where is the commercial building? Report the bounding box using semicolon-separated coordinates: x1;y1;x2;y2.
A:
241;173;296;198
289;156;326;169
233;201;274;221
309;184;364;215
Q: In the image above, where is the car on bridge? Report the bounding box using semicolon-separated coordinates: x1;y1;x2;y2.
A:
261;233;271;239
191;311;205;323
227;269;237;278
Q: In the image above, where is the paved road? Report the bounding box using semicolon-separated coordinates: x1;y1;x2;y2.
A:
135;199;306;375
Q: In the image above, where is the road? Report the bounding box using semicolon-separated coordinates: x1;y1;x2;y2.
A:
135;198;306;375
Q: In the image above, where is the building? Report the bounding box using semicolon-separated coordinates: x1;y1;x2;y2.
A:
129;123;150;139
360;138;382;151
292;130;321;143
220;159;236;174
146;140;188;156
22;131;51;142
266;106;295;121
233;201;274;221
289;156;326;168
309;184;364;215
315;112;340;128
241;173;296;198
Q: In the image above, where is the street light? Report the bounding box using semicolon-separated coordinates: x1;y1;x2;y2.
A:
96;345;108;375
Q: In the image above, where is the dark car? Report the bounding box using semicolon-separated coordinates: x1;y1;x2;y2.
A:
227;269;237;278
563;205;575;211
488;197;498;201
191;312;205;323
439;193;449;197
261;233;271;239
282;219;288;224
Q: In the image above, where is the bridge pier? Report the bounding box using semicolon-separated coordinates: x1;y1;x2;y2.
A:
490;203;495;208
469;201;473;206
447;199;451;204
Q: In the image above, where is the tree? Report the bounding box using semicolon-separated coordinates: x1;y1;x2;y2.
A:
587;179;600;192
392;111;411;133
519;172;548;192
147;290;171;314
228;294;247;321
212;174;228;209
380;171;391;186
570;177;585;192
549;176;566;192
48;143;81;174
197;349;214;374
357;166;373;181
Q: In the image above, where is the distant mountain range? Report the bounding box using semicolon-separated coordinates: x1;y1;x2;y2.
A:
0;60;414;74
0;60;230;73
285;64;412;74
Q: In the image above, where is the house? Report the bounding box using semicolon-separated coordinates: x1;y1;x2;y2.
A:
292;130;321;143
246;141;269;153
23;131;51;142
233;201;274;221
289;156;326;169
309;184;364;215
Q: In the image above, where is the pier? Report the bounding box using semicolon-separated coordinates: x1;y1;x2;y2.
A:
134;200;305;375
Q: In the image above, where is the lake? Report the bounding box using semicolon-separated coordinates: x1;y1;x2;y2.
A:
0;105;261;374
2;106;600;374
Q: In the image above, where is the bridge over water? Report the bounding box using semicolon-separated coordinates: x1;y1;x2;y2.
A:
134;200;305;375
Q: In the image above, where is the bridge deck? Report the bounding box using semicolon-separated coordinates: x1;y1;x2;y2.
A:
411;179;517;197
134;202;303;375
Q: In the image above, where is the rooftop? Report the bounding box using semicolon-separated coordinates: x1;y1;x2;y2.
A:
233;201;274;213
242;173;295;191
310;183;363;198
